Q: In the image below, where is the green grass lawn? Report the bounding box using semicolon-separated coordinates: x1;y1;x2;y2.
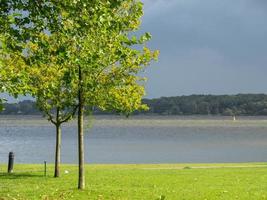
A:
1;163;267;200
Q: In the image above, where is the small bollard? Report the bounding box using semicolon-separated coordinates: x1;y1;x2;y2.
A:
44;161;47;177
8;152;14;173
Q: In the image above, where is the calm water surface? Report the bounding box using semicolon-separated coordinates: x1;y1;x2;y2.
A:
1;115;267;164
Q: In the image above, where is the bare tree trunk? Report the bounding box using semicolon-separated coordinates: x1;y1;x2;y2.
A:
78;65;85;189
54;123;61;177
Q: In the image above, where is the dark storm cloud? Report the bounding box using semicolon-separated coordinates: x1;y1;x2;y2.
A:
141;0;267;97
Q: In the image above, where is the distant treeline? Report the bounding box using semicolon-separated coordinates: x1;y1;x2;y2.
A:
1;100;40;115
141;94;267;116
1;94;267;116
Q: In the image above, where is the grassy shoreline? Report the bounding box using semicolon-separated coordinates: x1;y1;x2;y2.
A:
2;116;267;128
1;163;267;199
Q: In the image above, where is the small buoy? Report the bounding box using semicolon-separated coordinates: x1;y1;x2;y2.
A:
64;170;69;174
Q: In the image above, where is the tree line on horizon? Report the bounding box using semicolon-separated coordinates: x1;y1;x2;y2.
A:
141;94;267;116
2;94;267;116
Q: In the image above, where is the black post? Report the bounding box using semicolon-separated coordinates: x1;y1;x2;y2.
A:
44;161;47;177
7;152;14;173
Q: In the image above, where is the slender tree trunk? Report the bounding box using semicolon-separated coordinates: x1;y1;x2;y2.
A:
78;65;85;189
54;123;61;178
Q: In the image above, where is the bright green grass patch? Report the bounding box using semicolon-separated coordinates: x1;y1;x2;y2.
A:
1;163;267;200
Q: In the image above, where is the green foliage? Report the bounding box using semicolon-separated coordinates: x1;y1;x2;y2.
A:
30;58;78;124
1;0;158;115
142;94;267;116
0;98;5;111
1;0;158;188
0;4;33;107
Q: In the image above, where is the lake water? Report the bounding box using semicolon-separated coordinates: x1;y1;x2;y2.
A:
1;115;267;164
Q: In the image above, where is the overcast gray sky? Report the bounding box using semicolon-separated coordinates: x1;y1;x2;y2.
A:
141;0;267;98
2;0;267;102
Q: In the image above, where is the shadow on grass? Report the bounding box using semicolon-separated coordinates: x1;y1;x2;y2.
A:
0;173;45;179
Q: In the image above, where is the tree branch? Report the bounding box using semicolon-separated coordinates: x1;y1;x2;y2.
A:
44;109;56;125
60;105;78;124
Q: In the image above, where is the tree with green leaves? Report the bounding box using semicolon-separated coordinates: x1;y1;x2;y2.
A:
32;64;78;178
0;15;30;111
2;0;158;189
1;2;79;178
